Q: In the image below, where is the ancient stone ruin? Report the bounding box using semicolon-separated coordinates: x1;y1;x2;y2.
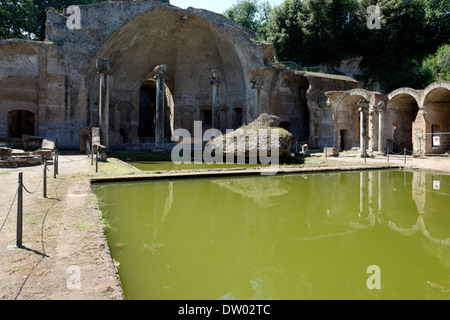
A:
0;0;448;161
0;135;56;168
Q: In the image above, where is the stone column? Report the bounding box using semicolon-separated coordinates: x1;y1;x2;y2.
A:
377;100;386;155
96;58;113;149
251;76;264;121
210;70;222;130
358;99;369;157
368;103;378;153
154;64;168;149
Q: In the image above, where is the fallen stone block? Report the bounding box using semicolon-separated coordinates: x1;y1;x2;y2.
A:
0;147;12;160
32;149;53;160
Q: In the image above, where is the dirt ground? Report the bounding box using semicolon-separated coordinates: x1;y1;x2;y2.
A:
0;152;448;300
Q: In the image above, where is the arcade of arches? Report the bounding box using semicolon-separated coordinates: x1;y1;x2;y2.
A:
326;81;450;155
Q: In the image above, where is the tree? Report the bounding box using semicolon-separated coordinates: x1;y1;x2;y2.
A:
224;0;272;40
301;0;355;65
420;43;450;83
266;0;305;62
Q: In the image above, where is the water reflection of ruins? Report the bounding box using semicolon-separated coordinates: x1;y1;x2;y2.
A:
304;170;450;246
150;171;450;247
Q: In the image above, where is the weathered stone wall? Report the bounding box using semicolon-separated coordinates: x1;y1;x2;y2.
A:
0;39;81;147
0;40;41;137
304;72;362;148
249;66;362;148
44;0;271;147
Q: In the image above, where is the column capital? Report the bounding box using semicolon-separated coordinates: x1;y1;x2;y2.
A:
358;99;369;112
251;75;264;89
153;64;168;80
376;100;386;113
210;70;223;86
96;57;113;74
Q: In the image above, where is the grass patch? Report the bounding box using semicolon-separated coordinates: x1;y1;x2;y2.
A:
108;151;172;162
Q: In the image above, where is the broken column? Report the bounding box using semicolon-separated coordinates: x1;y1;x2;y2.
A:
210;70;222;130
358;99;369;157
251;75;264;121
154;64;168;149
377;100;386;155
96;58;113;149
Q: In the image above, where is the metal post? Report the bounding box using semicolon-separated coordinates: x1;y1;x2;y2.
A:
54;151;57;179
55;150;59;175
17;172;23;248
43;156;47;198
91;147;94;166
387;147;390;163
96;149;99;173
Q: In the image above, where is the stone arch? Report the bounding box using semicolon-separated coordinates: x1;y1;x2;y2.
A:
388;88;421;106
335;93;369;150
422;81;450;152
386;93;420;152
348;89;372;102
423;81;450;101
86;5;251;146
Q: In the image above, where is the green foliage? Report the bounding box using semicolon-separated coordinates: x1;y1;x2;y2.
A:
224;0;272;40
420;43;450;82
266;0;304;61
263;0;450;91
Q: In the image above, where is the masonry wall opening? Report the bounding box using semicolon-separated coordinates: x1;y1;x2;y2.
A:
138;79;173;144
8;110;35;138
388;94;419;153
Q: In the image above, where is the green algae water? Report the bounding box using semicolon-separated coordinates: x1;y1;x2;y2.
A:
93;170;450;300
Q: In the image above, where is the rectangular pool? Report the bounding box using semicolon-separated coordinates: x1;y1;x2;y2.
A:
93;170;450;300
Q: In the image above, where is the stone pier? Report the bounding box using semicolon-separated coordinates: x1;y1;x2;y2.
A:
210;70;222;130
377;100;386;155
96;58;113;149
154;64;168;149
358;99;369;157
251;75;264;121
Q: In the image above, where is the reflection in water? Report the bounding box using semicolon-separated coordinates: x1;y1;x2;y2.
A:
211;177;291;208
94;170;450;300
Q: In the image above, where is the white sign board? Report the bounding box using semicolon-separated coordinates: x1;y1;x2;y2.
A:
433;136;441;146
433;180;440;190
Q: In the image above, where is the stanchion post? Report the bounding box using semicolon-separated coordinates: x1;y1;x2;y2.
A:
43;156;47;198
54;151;57;179
404;148;407;164
17;172;23;248
91;147;94;166
56;150;59;175
387;147;390;163
96;149;99;173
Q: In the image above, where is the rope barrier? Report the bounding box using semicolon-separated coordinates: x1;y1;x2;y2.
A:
22;174;43;195
0;185;19;234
